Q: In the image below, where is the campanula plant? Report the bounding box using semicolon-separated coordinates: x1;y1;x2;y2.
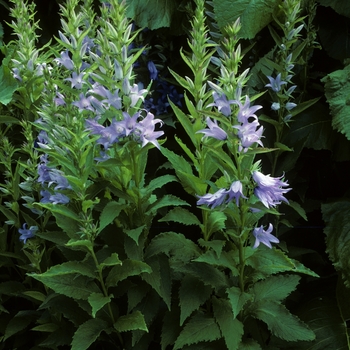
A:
0;0;322;349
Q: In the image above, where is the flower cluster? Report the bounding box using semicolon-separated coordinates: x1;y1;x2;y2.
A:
197;180;245;209
253;171;291;208
86;110;164;154
37;154;71;204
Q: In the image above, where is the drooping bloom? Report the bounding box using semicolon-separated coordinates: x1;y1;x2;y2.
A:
65;72;86;89
226;180;246;206
55;50;74;70
252;223;279;249
136;112;164;149
196;117;227;141
40;190;70;205
233;96;262;124
253;171;291;208
19;223;38;243
265;73;287;92
148;61;158;80
197;188;227;209
207;92;235;117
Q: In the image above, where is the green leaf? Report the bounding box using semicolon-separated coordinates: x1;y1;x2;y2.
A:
114;310;148;332
0;115;20;124
126;0;177;29
0;65;18;105
88;293;112;318
159;207;202;226
106;259;152;288
98;201;126;233
31;323;59;332
322;200;350;287
145;232;201;261
22;291;46;302
174;312;221;350
146;194;190;216
226;286;252;318
99;253;122;269
251;275;300;302
288;200;307;221
212;297;244;350
178;275;213;326
317;0;350;18
247;246;318;278
144;174;178;196
250;300;315;341
30;273;101;300
206;211;226;237
4;311;34;340
71;318;108;350
290;97;320;117
322;64;350;140
212;0;278;39
124;225;146;245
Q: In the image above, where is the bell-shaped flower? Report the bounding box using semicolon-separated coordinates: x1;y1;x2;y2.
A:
207;92;235;117
253;171;291;208
197;188;227;209
18;223;38;243
226;180;246;206
265;73;288;92
252;223;279;249
196;117;227;141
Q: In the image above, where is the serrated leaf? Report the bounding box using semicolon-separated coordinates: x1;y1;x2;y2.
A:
159;207;201;226
71;318;108;350
213;0;278;39
99;253;122;269
31;323;59;332
174;312;221;350
251;300;315;341
317;0;350;19
88;293;112;318
206;211;226;237
251;274;300;302
22;291;46;302
106;259;151;288
146;194;190;215
212;297;244;350
226;286;252;318
179;275;213;326
30;274;101;300
322;64;350;140
144;174;177;196
322;200;350;287
126;0;177;29
114;310;148;332
98;201;126;233
124;225;146;245
145;232;201;261
288;200;307;221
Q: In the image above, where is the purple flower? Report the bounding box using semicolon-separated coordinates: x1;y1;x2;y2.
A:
89;84;122;110
129;83;148;107
252;223;279;249
197;188;227;209
253;171;291;208
234;121;264;152
196;117;227;141
40;190;70;204
208;92;235;117
55;50;74;70
226;180;246;206
136;112;164;149
72;93;95;112
265;73;287;92
65;72;86;89
233;96;262;124
148;61;158;80
47;169;71;190
18;223;38;243
285;102;297;111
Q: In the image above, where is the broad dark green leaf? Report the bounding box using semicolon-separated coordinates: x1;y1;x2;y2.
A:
323;64;350;140
174;312;221;350
114;310;148;332
4;311;36;340
226;286;252;318
106;259;152;288
0;65;18;105
88;293;112;318
98;201;126;233
159;207;202;226
250;274;300;302
178;275;213;326
317;0;350;20
213;0;278;39
71;318;108;350
30;273;100;300
212;297;244;350
322;200;350;287
251;300;315;341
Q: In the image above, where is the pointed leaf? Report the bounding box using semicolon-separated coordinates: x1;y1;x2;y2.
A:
114;310;148;332
212;297;244;350
159;207;202;226
174;312;221;350
71;318;108;350
251;300;315;341
226;286;252;318
88;293;112;318
0;65;18;105
179;275;213;326
98;201;126;233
